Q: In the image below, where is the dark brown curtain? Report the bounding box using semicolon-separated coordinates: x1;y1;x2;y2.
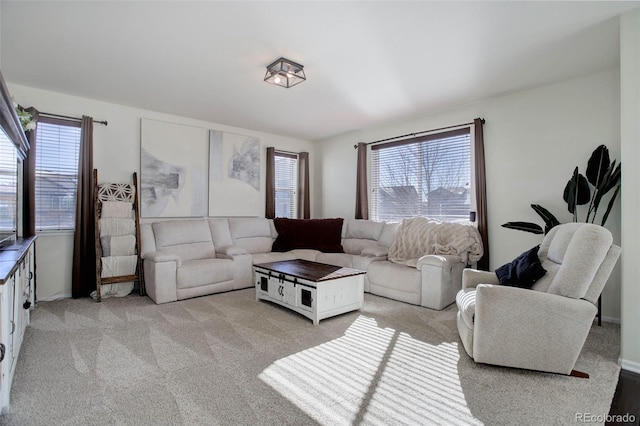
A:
71;116;96;298
297;152;310;219
474;118;490;270
265;146;276;219
355;142;369;219
22;107;39;238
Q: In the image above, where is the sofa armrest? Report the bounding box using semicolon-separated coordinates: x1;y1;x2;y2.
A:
473;284;597;374
231;254;254;289
462;268;498;289
361;244;388;258
415;254;461;271
216;245;248;259
142;251;180;304
143;251;182;267
418;255;465;310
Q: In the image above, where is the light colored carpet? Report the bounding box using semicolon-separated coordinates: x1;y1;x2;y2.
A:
1;289;620;425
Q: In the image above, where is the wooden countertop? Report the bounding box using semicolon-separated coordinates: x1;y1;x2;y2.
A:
0;237;36;284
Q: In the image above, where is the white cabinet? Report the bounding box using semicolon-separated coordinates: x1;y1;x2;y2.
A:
0;238;35;415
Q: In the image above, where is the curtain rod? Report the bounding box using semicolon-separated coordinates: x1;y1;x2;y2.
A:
40;111;108;126
353;118;484;149
275;148;300;156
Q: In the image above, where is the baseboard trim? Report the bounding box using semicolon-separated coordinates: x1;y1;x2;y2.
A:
619;358;640;374
37;293;72;302
602;315;621;324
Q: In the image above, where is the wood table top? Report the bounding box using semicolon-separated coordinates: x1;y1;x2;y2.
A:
254;259;365;282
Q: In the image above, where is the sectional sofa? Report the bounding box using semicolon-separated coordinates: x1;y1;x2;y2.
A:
140;217;478;310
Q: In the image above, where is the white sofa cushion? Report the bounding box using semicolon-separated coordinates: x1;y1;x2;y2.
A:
315;253;354;268
228;218;273;254
176;258;234;289
152;219;216;261
378;222;399;248
345;219;385;240
343;239;381;255
209;218;233;247
140;223;156;257
251;252;296;265
288;249;321;262
368;260;421;295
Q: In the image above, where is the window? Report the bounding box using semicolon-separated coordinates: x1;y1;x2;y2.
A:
371;128;472;222
275;151;298;218
0;131;17;234
35;119;81;231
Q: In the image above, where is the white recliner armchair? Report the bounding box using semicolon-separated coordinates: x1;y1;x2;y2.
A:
456;223;621;376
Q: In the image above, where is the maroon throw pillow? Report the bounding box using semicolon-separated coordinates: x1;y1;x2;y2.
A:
272;218;344;253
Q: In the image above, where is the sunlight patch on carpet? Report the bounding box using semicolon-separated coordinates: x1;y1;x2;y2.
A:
259;315;481;425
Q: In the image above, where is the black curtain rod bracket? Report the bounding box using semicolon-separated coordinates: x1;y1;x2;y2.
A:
354;118;485;149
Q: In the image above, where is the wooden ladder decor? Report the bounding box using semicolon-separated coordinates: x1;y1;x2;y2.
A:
93;169;145;302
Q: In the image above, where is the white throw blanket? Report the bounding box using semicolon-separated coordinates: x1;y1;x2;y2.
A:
388;217;484;267
101;201;133;218
99;218;136;237
96;207;137;300
101;235;136;256
100;255;138;278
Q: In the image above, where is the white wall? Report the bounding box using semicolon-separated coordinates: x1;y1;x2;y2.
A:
620;8;640;374
316;69;622;321
8;84;314;301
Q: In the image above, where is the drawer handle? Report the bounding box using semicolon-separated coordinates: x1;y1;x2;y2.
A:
0;343;4;363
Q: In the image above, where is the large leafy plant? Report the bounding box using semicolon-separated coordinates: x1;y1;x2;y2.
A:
502;145;621;235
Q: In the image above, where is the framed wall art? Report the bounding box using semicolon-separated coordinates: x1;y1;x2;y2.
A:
208;130;261;216
140;118;208;217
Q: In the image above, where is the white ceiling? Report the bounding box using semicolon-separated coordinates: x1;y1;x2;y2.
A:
1;1;637;141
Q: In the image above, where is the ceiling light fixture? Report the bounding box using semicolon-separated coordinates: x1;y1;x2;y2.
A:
264;57;306;88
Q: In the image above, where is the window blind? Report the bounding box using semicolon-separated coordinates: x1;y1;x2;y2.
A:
0;131;17;233
35;119;81;231
275;152;298;218
371;128;472;222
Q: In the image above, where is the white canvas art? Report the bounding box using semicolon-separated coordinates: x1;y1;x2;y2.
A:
209;130;261;216
140;119;208;217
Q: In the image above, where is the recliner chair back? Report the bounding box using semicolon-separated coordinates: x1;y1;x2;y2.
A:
536;223;620;304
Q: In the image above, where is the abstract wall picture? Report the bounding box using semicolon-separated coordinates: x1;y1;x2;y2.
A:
140;119;208;217
209;130;261;216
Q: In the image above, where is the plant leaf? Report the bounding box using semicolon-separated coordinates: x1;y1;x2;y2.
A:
501;222;544;234
601;184;620;226
563;167;590;214
592;161;621;215
530;204;561;234
601;161;621;194
586;145;610;187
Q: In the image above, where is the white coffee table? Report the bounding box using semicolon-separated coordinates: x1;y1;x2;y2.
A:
254;259;365;325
